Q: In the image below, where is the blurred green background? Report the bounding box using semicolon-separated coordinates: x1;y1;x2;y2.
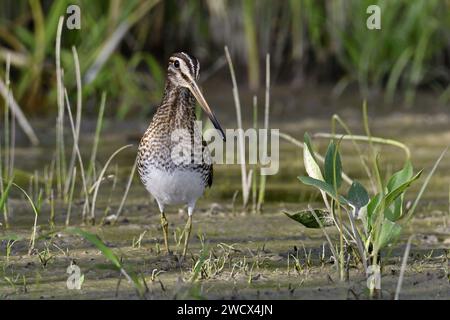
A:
0;0;449;118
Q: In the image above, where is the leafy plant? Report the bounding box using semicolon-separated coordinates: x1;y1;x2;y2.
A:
68;227;146;298
2;1;449;114
0;0;161;116
294;136;420;248
285;106;446;296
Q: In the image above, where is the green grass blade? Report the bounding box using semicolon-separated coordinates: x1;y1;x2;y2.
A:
0;178;13;212
68;228;121;269
384;170;423;207
68;227;146;298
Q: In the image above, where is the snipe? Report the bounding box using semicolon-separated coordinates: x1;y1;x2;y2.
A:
137;52;225;258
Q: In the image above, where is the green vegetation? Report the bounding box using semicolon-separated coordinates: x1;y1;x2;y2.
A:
69;228;147;298
0;1;449;300
0;0;449;117
285;104;446;297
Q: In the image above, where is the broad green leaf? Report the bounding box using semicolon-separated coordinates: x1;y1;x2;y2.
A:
385;197;403;221
386;161;414;221
304;133;319;163
283;209;333;228
324;141;342;188
347;181;369;218
69;228;121;269
384;170;423;207
298;176;349;205
376;219;402;250
303;133;323;181
387;160;413;192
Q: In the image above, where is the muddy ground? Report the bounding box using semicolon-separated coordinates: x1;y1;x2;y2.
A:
1;85;449;299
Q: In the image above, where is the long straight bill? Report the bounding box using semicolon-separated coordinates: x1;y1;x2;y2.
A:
188;80;226;141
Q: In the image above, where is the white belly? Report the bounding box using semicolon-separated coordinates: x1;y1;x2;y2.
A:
144;168;205;207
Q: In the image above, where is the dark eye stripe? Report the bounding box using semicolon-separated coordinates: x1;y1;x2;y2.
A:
169;52;200;78
180;52;196;77
179;70;191;83
192;58;199;78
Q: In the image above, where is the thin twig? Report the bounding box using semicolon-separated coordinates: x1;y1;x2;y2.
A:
90;145;133;224
405;148;448;221
257;54;270;212
65;46;83;195
313;133;411;160
113;157;137;223
309;206;338;264
55;16;65;196
395;235;414;300
0;79;38;146
64;89;91;218
224;46;251;207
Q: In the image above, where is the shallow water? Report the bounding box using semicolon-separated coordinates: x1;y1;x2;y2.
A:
1;86;449;299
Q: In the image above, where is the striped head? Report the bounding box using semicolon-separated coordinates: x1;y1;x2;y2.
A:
166;52;226;141
168;52;200;86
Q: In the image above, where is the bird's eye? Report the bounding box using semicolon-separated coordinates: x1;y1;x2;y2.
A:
174;60;180;68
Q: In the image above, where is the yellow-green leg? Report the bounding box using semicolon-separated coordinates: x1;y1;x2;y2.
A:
160;211;170;254
182;215;192;258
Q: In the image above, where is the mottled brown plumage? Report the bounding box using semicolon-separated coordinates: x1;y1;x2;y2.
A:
137;81;213;189
137;52;224;257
